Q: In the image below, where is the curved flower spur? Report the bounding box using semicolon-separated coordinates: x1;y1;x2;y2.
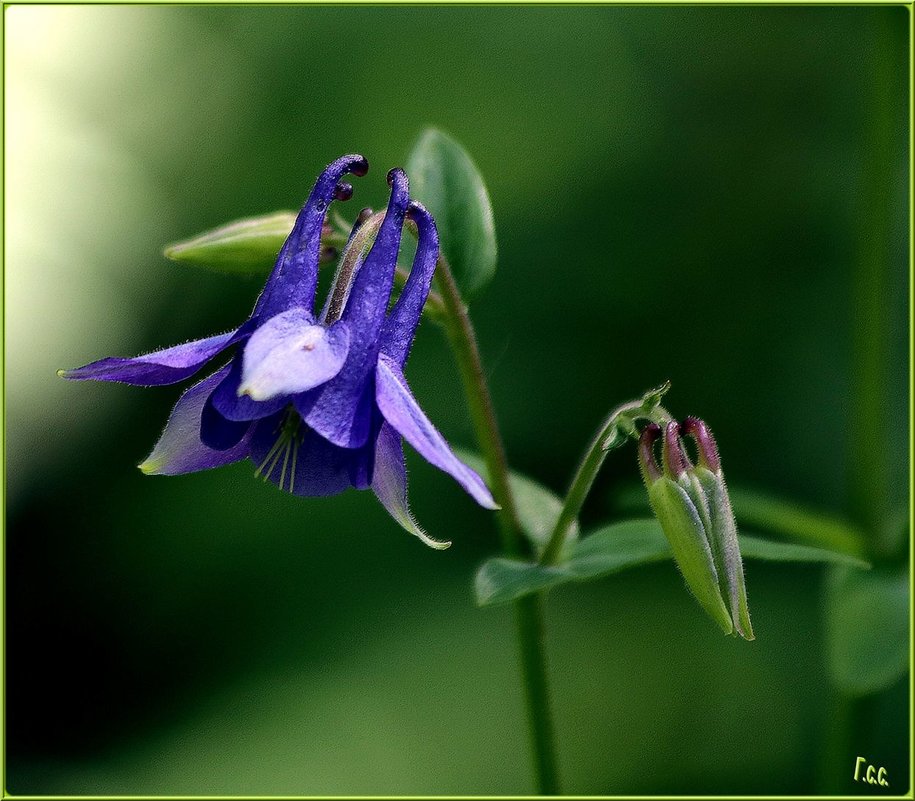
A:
60;156;497;548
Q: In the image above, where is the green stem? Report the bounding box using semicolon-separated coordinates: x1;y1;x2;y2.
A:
514;594;560;795
435;255;560;795
817;13;901;794
435;260;522;556
816;693;855;793
848;12;898;550
540;399;672;567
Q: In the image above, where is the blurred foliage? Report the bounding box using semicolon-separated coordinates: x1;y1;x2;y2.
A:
826;566;910;697
6;5;908;795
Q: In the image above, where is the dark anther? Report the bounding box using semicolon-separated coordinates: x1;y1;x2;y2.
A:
319;246;338;263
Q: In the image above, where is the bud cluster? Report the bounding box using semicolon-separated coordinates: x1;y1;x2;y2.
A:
639;418;753;639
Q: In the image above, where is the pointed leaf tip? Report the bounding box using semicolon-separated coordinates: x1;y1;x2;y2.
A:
406;128;497;299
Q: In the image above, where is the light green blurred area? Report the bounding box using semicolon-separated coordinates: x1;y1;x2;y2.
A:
5;5;908;796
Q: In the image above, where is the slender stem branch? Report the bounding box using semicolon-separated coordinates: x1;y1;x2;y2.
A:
434;255;560;795
540;399;672;567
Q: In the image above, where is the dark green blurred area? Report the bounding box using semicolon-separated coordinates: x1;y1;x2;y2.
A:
5;5;909;795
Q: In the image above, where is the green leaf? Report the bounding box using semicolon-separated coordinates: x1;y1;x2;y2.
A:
611;483;869;559
739;536;870;568
164;211;296;274
475;559;572;607
455;449;578;554
406;128;497;299
727;487;868;558
475;520;669;606
825;565;909;696
475;519;870;606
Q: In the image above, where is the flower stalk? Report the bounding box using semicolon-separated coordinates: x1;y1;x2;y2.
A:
433;251;560;795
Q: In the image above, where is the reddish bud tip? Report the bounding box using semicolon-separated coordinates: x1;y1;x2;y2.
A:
662;421;690;478
638;424;663;483
681;417;721;472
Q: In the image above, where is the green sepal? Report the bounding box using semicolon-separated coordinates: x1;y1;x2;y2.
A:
691;467;754;640
648;476;733;634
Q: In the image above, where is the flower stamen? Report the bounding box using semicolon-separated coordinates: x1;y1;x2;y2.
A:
254;406;303;489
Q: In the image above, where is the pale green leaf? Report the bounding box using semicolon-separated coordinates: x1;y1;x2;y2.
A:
474;559;572;608
739;536;870;568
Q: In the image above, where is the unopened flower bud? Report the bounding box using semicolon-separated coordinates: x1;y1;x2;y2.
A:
680;417;753;639
164;211;297;274
639;420;753;640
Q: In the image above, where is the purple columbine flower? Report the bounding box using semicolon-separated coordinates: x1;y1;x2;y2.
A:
60;156;497;548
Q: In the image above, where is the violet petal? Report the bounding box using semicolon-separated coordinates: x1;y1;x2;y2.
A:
375;353;497;510
60;322;254;386
371;421;451;549
249;413;352;496
239;308;351;401
304;169;410;448
139;367;253;474
210;357;289;422
380;201;439;366
253;154;368;320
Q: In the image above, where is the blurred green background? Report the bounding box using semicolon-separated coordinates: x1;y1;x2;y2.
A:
5;5;909;795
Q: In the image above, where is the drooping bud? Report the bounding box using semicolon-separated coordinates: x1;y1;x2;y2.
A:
681;417;753;639
639;420;753;639
163;211;298;275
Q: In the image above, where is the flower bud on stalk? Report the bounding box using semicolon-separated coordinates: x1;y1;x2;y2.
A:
639;420;754;640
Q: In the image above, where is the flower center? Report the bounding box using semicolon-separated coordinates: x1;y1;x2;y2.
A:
254;405;305;492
